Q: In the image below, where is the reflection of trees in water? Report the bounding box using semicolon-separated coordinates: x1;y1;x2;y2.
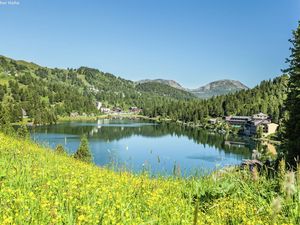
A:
32;120;253;158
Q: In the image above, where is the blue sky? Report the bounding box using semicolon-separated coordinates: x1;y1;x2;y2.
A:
0;0;299;88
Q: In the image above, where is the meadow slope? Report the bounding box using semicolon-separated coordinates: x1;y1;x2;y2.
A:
0;133;299;225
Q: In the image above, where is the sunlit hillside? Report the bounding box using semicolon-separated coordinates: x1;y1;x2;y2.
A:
0;133;299;224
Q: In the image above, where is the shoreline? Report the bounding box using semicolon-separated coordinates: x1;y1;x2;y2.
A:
57;114;281;144
57;114;154;122
16;114;280;148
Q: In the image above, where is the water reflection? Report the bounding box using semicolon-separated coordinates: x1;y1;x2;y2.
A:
30;119;253;176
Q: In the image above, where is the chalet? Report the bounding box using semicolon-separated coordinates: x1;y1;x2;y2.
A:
225;116;251;126
208;118;217;124
226;113;278;136
264;123;279;135
129;106;141;113
70;112;79;117
243;113;278;136
244;120;278;136
112;107;122;113
89;86;99;93
252;112;269;120
100;107;110;113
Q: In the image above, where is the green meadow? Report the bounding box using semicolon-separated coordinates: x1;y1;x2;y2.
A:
0;133;299;225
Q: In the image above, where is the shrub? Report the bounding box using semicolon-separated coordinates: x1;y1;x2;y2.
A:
74;135;93;163
55;144;67;155
17;124;29;139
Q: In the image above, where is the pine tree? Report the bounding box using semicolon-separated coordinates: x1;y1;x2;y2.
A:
55;144;67;155
283;21;300;166
17;124;29;139
74;135;93;163
257;125;264;139
0;106;14;135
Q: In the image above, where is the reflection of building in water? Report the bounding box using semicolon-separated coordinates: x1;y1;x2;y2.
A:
65;136;67;145
97;119;102;129
90;127;99;136
97;119;110;124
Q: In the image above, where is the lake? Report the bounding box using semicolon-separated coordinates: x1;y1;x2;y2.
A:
30;119;253;176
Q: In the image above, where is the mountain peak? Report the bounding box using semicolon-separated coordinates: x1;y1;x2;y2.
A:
136;79;185;90
190;79;249;98
136;78;248;98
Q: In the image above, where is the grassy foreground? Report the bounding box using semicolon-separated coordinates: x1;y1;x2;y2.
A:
0;133;299;225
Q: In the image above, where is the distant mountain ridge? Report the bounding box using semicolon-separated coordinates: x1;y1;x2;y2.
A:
135;82;195;100
136;79;185;90
190;79;249;98
137;79;249;98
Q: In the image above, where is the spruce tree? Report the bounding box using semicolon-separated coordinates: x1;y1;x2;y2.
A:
17;124;29;139
0;106;14;135
257;125;264;139
74;135;93;163
55;144;67;155
283;21;300;165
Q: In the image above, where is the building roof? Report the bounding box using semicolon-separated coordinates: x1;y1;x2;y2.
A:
252;112;269;119
232;116;251;119
248;119;271;126
256;112;267;116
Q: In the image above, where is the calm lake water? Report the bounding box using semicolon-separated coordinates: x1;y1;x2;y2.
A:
30;119;253;176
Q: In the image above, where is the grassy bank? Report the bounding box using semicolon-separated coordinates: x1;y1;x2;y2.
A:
0;133;299;224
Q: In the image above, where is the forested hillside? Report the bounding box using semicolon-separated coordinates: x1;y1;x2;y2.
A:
136;82;195;100
0;55;289;126
0;57;101;124
0;56;193;125
142;75;289;124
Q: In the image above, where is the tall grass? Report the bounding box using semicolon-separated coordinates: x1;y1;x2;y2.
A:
0;133;299;224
